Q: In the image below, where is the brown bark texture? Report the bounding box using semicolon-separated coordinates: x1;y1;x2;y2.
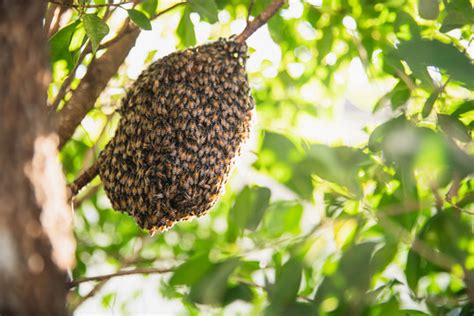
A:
0;1;72;315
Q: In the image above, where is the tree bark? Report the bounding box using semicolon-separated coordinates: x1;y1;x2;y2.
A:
0;1;74;315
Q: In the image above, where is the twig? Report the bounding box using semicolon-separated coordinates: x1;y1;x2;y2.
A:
68;161;100;198
73;183;100;208
151;1;186;20
50;42;91;112
235;0;285;43
69;280;107;311
246;0;255;23
47;0;133;9
68;267;175;288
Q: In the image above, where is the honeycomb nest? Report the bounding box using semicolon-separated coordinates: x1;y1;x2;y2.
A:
98;38;254;232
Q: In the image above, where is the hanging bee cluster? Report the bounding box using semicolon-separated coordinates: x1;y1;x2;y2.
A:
98;38;254;232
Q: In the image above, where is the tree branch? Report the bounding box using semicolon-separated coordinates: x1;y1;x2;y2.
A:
70;280;107;311
68;161;100;198
235;0;285;43
68;267;175;288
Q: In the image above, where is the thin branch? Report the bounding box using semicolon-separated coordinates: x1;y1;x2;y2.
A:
68;267;175;288
73;183;100;208
47;0;133;9
50;42;91;111
69;280;107;311
68;161;100;198
235;0;285;43
150;1;186;20
246;0;255;23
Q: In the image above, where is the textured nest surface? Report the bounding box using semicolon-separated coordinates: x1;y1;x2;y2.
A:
98;38;254;232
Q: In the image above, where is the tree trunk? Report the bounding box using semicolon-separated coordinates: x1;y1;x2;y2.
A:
0;1;74;315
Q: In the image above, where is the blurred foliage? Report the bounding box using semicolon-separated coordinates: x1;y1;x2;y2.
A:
48;0;473;314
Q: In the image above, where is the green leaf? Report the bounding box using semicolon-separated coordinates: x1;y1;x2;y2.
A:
137;0;158;17
223;284;254;305
188;0;218;23
189;258;240;305
396;39;474;89
262;201;303;237
253;131;312;199
441;11;469;32
338;242;377;292
169;253;211;286
390;80;411;110
405;254;424;293
370;297;401;316
440;0;474;32
400;309;431;315
438;114;471;142
127;9;152;30
419;210;471;262
267;10;286;43
306;144;371;197
177;8;196;47
371;243;398;274
314;242;377;309
418;0;439;20
101;293;115;308
228;186;271;241
49;20;81;66
82;14;109;54
451;100;474;117
383;49;405;76
265;302;313;316
421;89;440;118
269;257;303;306
317;26;334;63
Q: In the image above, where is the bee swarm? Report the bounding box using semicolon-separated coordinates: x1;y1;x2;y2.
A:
98;38;254;232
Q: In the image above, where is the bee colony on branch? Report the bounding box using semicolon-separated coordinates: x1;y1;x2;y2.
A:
98;38;255;233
